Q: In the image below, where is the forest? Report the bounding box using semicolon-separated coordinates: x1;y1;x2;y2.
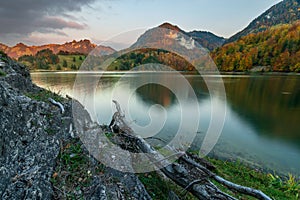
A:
211;21;300;72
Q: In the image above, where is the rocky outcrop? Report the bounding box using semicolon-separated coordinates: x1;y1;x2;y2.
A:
0;55;150;199
0;39;115;59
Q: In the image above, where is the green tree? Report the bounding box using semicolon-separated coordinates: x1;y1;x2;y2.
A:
71;64;77;70
63;60;68;68
36;49;59;64
56;64;62;70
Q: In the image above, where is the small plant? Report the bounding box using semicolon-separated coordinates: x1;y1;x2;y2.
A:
45;127;55;135
0;69;6;76
51;139;93;199
283;173;300;195
105;132;115;139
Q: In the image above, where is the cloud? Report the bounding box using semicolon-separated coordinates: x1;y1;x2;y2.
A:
0;0;96;45
37;16;87;30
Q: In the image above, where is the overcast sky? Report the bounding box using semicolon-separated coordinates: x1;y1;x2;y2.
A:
0;0;282;47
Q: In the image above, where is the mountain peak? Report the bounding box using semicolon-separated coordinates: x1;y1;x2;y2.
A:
16;43;27;47
158;22;182;32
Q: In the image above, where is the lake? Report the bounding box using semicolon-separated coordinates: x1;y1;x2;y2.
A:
31;72;300;176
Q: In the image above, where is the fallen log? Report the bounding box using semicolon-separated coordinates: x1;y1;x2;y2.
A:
109;100;272;200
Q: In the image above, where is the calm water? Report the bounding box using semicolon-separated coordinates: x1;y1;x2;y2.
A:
31;72;300;176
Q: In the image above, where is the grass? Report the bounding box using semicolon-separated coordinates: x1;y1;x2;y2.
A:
208;157;300;200
51;139;94;199
0;69;6;76
25;89;65;103
137;155;299;200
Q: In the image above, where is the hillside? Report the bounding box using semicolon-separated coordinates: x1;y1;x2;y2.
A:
0;39;115;59
188;31;226;52
211;20;300;72
227;0;300;43
106;48;196;71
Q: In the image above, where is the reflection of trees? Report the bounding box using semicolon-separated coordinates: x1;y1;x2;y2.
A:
135;84;177;107
31;73;76;94
225;76;300;146
134;75;209;108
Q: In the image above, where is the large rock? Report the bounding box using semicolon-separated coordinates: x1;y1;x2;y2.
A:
0;57;151;199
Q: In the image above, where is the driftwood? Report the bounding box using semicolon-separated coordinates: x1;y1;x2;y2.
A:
110;100;272;200
48;98;65;114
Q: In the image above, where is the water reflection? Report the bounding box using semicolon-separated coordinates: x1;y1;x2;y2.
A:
136;84;177;107
224;75;300;146
31;72;300;176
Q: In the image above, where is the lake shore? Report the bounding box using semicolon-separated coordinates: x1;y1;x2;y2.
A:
1;55;299;199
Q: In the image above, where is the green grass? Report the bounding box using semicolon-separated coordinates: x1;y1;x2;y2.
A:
51;139;94;199
25;89;65;103
0;69;6;76
137;155;299;200
208;158;300;200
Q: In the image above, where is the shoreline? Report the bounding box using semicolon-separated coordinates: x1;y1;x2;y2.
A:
30;69;300;76
1;55;299;199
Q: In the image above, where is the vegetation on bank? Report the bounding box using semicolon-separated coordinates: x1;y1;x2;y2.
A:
208;158;299;200
139;156;300;200
212;20;300;72
25;89;65;103
18;49;86;71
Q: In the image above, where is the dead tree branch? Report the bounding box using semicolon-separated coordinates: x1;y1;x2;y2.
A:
48;98;65;114
110;100;272;200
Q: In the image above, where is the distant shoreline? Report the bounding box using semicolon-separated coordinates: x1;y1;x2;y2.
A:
30;70;300;76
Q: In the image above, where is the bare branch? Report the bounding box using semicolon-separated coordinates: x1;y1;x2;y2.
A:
48;98;65;114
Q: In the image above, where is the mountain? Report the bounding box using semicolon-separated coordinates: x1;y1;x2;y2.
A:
158;22;226;51
98;22;221;72
0;39;115;59
211;20;300;72
227;0;300;43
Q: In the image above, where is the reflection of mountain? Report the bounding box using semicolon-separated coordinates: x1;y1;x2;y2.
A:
225;76;300;145
134;75;209;108
136;84;177;107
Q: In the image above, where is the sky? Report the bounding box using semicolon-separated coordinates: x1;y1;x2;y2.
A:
0;0;282;47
